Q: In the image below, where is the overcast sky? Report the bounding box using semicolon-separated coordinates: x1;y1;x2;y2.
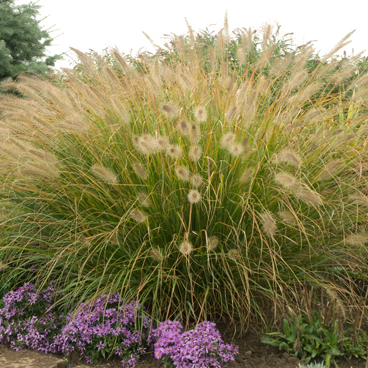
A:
15;0;368;71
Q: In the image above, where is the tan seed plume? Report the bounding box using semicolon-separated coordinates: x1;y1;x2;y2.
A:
260;211;276;237
188;189;201;204
274;150;301;167
137;192;151;207
189;145;202;161
278;210;297;226
240;167;255;183
179;120;189;135
275;172;303;192
227;249;241;261
162;104;178;118
179;241;193;255
191;174;203;187
194;106;207;122
345;233;368;246
221;133;236;149
166;145;183;159
175;166;190;182
295;190;323;206
317;159;344;181
130;209;147;223
149;248;163;262
91;164;118;184
207;236;219;251
132;163;148;180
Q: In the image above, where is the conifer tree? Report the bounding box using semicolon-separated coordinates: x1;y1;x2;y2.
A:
0;0;62;84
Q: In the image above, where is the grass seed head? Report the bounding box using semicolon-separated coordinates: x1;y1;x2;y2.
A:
275;172;303;192
179;241;193;255
179;120;189;135
221;133;236;149
188;145;202;161
149;248;163;262
348;194;368;206
162;104;178;118
260;211;276;237
166;145;183;159
207;236;219;251
240;167;255;182
345;233;368;246
132;163;148;180
175;165;190;182
91;164;118;184
137;192;151;207
191;174;203;187
188;189;201;204
189;123;200;143
274;149;301;167
229;144;244;157
317;159;344;181
278;210;297;225
130;209;147;223
228;249;241;261
295;190;323;206
194;106;207;122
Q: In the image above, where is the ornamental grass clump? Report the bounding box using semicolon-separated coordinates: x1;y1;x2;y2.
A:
0;281;63;353
152;320;238;367
54;295;151;366
1;20;368;330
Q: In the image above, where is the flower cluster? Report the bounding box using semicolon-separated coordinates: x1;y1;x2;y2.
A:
0;282;62;353
54;294;152;366
152;320;239;368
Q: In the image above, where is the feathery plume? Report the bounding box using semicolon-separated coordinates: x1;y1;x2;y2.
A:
275;172;303;192
188;145;202;161
175;166;190;182
166;145;183;159
130;209;147;223
260;211;276;237
189;123;200;143
207;236;219;251
137;192;151;207
278;210;297;225
317;159;344;181
274;150;301;167
149;248;163;262
295;190;323;206
188;189;201;204
132;163;148;180
332;133;356;147
178;120;189;135
156;136;170;150
179;241;193;255
229;144;244;157
240;167;255;182
345;233;368;246
221;133;236;149
191;174;203;187
225;106;238;121
194;106;207;122
91;164;118;184
162;104;178;118
227;249;241;261
134;134;158;154
348;194;368;206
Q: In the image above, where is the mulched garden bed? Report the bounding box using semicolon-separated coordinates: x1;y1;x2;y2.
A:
0;322;364;368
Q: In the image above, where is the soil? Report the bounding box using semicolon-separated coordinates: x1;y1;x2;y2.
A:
0;323;365;368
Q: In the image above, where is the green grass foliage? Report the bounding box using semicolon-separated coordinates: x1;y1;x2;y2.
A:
1;23;368;329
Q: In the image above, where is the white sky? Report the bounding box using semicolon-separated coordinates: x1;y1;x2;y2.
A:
15;0;368;71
